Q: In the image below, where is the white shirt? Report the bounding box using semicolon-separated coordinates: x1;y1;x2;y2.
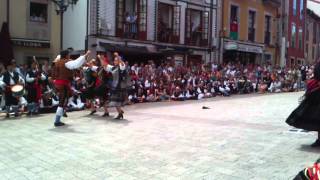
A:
103;64;126;72
65;55;86;70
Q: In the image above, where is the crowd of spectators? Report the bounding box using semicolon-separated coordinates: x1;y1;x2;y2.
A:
126;61;310;104
0;58;313;114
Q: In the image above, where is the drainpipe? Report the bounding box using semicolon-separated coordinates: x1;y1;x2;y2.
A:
6;0;10;26
85;0;89;51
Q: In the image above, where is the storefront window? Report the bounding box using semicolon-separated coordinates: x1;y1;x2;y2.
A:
30;2;48;23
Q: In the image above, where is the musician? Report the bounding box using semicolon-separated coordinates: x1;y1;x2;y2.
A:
52;50;90;127
98;52;129;119
2;63;25;118
25;59;44;115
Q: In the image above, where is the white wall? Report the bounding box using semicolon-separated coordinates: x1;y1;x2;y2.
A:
63;0;87;50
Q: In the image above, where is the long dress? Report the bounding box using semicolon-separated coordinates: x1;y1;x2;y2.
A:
286;80;320;131
104;65;131;107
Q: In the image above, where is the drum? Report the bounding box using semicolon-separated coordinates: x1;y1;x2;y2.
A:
11;85;24;97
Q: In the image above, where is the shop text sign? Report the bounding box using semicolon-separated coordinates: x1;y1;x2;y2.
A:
12;39;50;48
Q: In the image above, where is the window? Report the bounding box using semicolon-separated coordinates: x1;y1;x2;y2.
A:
248;11;256;42
230;5;239;40
139;0;147;32
314;22;317;44
202;12;209;40
264;15;271;45
173;6;181;37
30;2;48;23
291;23;296;48
300;0;304;20
298;28;303;49
293;0;297;16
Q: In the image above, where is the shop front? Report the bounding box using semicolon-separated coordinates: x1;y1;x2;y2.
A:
223;40;265;65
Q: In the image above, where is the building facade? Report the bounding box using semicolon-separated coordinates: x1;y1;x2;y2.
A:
221;0;281;65
305;8;320;64
279;0;307;67
0;0;61;65
85;0;219;65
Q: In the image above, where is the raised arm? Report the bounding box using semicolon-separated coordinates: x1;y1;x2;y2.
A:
65;51;91;70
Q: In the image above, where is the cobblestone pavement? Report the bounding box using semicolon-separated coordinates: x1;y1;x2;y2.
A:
0;92;319;180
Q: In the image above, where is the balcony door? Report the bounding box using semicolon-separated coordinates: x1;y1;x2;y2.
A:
157;2;180;44
116;0;147;40
185;9;209;46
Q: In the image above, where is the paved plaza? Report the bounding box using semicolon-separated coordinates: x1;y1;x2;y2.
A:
0;92;319;180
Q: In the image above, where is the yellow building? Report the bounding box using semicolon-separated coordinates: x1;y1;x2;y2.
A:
221;0;280;65
0;0;61;65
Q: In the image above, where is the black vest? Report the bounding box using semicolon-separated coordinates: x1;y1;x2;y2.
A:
3;71;19;85
26;70;37;86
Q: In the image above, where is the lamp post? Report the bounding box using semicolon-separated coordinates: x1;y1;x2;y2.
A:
51;0;78;50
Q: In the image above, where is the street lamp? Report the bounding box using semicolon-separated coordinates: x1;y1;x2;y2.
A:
51;0;78;50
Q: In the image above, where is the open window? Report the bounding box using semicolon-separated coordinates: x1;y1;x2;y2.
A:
30;2;48;23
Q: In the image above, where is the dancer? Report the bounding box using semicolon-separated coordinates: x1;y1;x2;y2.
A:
98;52;129;119
52;50;90;127
286;62;320;147
83;59;99;115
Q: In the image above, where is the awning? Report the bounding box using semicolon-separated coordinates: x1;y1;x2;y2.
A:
99;42;160;55
224;41;264;54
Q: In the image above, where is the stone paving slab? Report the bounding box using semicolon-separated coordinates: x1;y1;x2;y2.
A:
0;92;319;180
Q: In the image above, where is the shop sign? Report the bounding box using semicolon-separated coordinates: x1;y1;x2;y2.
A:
224;42;238;50
238;44;263;54
12;39;50;48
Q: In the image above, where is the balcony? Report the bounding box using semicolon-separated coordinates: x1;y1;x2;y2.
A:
263;0;281;7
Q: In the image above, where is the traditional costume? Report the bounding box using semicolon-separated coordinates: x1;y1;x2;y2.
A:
52;50;88;127
25;63;44;115
286;62;320;147
2;65;24;117
101;54;130;119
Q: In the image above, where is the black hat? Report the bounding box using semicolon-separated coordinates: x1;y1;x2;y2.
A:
60;50;70;59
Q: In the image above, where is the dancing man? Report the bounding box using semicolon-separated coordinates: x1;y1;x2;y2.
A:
52;50;90;127
98;52;130;119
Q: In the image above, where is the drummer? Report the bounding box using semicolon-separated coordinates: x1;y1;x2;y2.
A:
2;62;25;118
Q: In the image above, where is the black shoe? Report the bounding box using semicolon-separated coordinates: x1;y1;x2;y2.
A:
54;122;65;127
102;112;109;117
27;112;32;116
6;114;9;118
114;113;124;120
89;110;97;115
14;113;19;117
311;139;320;147
63;112;68;118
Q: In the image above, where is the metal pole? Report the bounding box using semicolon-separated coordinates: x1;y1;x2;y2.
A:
85;0;89;51
6;0;9;25
60;12;64;50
